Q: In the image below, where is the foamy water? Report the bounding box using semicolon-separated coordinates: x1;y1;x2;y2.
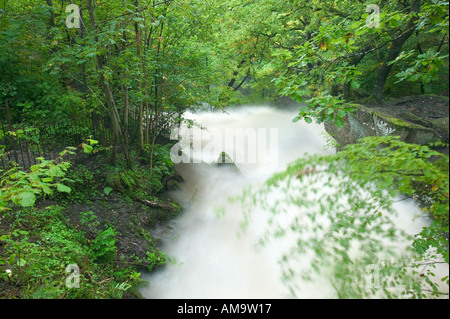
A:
140;106;448;299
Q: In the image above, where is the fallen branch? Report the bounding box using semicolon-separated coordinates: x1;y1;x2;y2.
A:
134;197;176;211
92;195;176;211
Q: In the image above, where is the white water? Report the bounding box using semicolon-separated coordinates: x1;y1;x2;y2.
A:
140;105;448;299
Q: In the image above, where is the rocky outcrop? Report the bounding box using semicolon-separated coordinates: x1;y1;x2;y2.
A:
431;117;449;142
325;98;449;152
216;151;242;174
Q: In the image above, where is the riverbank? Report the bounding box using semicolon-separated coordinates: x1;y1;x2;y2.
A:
0;146;182;299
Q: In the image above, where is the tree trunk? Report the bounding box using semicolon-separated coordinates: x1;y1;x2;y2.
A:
135;0;145;151
86;0;125;164
5;99;12;131
227;59;246;89
373;0;421;104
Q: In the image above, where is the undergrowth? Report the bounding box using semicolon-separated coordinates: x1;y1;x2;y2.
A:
0;206;144;299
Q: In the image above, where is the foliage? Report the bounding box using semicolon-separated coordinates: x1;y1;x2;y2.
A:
79;210;118;263
138;228;170;272
293;93;358;128
143;143;175;178
3;0;446;145
0;137;99;208
106;144;176;197
0;150;75;211
61;164;99;203
106;169;142;195
1;0;448;300
232;136;449;298
0;206;142;298
0;138;145;298
88;226;118;263
217;0;449;120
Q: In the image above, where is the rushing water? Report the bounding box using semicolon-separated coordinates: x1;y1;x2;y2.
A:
140;105;448;299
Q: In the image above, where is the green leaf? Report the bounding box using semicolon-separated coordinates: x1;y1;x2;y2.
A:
334;117;345;128
83;144;94;154
9;253;16;264
42;186;53;195
17;258;26;267
87;139;99;146
56;184;71;193
18;192;36;207
49;166;64;177
104;187;113;195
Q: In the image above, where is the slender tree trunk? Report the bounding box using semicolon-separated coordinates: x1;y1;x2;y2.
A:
233;71;250;92
122;72;129;151
150;13;165;146
79;7;88;96
86;0;125;163
145;5;155;146
135;0;145;151
5;99;12;131
373;0;421;104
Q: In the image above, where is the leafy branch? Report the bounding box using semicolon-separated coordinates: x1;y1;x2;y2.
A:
0;138;98;211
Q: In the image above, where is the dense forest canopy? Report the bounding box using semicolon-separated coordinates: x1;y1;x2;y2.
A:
0;0;448;299
1;0;448;135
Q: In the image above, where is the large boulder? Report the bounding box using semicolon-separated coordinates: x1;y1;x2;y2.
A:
325;103;448;150
431;117;449;142
216;151;242;174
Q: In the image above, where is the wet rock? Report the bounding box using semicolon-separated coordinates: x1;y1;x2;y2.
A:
217;151;235;165
431;117;449;142
325;104;445;150
216;151;242;174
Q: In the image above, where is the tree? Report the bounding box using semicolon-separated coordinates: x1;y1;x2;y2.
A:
219;0;449;124
372;0;421;103
1;0;225;166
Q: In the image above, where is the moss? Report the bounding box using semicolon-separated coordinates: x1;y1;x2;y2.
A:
370;110;434;134
359;105;429;130
388;116;426;129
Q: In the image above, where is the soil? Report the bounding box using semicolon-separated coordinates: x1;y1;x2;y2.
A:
55;153;183;271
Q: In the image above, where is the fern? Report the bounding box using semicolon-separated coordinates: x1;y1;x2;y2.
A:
106;170;140;193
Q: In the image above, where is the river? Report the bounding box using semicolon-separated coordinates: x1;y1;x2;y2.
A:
140;105;448;299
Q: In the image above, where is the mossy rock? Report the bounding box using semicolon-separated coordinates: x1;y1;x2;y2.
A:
431;117;449;142
325;104;443;149
398;112;434;128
